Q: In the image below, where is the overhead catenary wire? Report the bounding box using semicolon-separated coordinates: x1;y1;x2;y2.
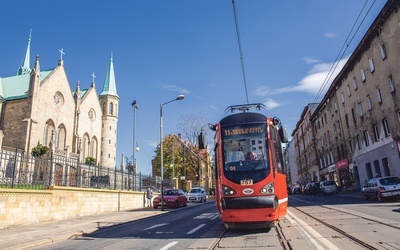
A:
312;0;377;104
232;0;249;104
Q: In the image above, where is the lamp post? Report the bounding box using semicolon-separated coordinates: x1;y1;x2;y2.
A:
160;94;185;211
132;100;139;190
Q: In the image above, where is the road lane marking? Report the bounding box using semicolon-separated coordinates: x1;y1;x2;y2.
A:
144;223;169;230
286;210;340;250
159;241;178;250
187;223;206;234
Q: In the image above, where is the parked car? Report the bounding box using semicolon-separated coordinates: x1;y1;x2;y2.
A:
287;185;293;195
303;182;319;195
362;176;400;202
319;180;338;195
187;187;207;202
293;185;302;195
153;189;188;209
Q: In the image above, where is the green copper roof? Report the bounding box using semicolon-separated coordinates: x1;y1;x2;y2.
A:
0;69;53;100
100;55;119;97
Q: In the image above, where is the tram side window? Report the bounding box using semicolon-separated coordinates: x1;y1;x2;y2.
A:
271;126;284;173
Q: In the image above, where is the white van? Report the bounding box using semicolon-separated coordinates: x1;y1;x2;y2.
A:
187;187;206;202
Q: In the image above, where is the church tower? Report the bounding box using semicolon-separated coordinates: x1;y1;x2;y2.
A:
99;54;119;168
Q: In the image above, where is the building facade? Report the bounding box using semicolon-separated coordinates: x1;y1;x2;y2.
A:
293;0;400;190
0;33;119;169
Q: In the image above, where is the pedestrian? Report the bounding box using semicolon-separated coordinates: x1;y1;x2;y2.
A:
146;187;153;207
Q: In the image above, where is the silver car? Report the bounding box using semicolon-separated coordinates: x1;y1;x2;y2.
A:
362;176;400;202
187;187;207;203
319;180;338;195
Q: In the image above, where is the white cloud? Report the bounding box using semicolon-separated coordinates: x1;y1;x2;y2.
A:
304;57;321;64
159;84;191;94
263;98;281;110
255;56;349;97
324;32;337;38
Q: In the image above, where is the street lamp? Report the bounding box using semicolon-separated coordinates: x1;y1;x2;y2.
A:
160;94;185;211
132;100;139;190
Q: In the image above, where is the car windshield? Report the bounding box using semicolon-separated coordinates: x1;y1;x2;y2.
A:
189;189;201;193
379;177;400;185
164;190;178;196
323;181;336;186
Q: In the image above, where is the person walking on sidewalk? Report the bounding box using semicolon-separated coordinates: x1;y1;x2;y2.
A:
146;187;153;207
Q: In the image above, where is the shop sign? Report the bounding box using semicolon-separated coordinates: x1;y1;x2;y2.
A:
336;158;349;170
328;164;336;173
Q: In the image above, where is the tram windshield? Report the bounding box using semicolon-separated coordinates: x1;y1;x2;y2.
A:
222;124;269;184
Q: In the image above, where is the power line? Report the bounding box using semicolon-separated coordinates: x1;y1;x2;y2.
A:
232;0;249;104
312;0;377;104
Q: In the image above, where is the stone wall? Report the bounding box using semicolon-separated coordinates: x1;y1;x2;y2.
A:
0;186;148;229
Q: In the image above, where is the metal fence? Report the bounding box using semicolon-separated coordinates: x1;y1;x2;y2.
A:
0;149;170;191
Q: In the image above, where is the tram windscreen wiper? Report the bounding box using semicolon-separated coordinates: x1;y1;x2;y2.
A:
244;160;262;179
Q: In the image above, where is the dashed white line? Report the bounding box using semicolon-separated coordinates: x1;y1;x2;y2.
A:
144;223;169;230
187;223;206;234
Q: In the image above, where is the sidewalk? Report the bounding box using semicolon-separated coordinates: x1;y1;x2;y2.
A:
0;206;168;250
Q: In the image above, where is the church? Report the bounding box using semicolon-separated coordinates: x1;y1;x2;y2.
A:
0;32;119;169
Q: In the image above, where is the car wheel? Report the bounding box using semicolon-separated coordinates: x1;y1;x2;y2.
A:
153;206;158;209
204;198;206;202
183;201;187;207
175;200;179;208
362;192;369;201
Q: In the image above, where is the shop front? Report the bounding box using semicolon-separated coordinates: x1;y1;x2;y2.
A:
336;158;354;190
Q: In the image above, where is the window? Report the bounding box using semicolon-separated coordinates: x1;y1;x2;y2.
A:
349;139;353;153
358;102;364;117
361;69;366;82
368;58;375;73
356;134;362;150
345;114;349;128
388;75;395;92
376;88;382;103
379;44;387;60
109;103;114;115
373;124;380;141
366;95;372;110
353;77;358;90
341;92;345;104
383;118;390;137
347;85;351;96
351;108;357;126
364;130;370;146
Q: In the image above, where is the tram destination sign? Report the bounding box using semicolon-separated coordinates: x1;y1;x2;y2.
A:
223;126;263;137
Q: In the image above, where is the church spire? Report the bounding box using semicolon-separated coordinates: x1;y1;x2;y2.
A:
100;53;119;97
17;29;32;75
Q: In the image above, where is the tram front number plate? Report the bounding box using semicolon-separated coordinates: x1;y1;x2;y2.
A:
241;179;253;185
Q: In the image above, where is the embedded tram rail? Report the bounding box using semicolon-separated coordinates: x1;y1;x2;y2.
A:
289;205;400;250
210;224;291;250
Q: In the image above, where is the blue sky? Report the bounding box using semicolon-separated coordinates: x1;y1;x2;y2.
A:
0;0;387;175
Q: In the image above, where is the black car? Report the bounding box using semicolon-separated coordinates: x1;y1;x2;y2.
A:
287;185;293;195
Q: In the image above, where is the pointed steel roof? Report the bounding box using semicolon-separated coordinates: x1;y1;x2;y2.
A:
100;54;119;97
17;30;32;76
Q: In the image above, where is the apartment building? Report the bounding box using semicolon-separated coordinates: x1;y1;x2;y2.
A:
297;0;400;191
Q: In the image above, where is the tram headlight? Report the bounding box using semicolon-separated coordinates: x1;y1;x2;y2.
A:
260;182;274;194
222;185;236;196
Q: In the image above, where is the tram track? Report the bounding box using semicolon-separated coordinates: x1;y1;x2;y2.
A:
290;204;399;250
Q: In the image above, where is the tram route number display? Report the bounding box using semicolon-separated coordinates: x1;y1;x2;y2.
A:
223;126;263;137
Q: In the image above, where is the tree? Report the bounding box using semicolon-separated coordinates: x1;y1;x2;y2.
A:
85;157;96;165
31;143;49;157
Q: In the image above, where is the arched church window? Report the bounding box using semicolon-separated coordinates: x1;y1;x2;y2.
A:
57;125;66;150
109;102;114;115
44;120;55;147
